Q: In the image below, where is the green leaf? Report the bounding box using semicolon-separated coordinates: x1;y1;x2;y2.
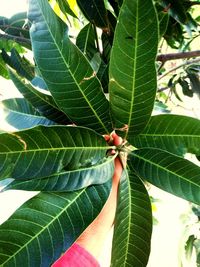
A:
9;70;71;125
111;170;152;267
129;114;200;156
178;78;193;98
76;0;108;29
129;148;200;205
187;72;200;97
160;0;188;25
55;0;78;18
109;0;158;137
4;155;115;192
156;4;169;38
153;101;170;114
0;54;9;79
97;62;109;93
1;98;56;130
76;23;97;61
0;125;110;180
108;0;120;16
185;235;196;262
28;0;111;134
102;31;112;63
2;49;34;81
0;38;25;53
0;12;30;39
0;180;111;266
164;17;184;49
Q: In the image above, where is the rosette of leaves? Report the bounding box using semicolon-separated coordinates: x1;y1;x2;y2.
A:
0;0;200;266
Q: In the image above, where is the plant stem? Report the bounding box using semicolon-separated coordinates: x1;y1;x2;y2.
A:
0;33;31;49
157;50;200;62
158;58;200;80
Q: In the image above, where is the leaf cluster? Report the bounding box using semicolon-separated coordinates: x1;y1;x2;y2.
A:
0;1;200;266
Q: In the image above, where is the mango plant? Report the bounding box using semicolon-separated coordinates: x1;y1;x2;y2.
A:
0;0;200;266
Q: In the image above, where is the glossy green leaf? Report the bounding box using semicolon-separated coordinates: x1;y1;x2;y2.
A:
76;0;108;29
76;23;97;61
1;98;56;130
4;155;115;192
0;180;111;266
129;148;200;205
0;125;110;180
9;70;71;125
109;0;158;137
2;49;34;81
28;0;111;134
111;170;152;267
129;114;200;156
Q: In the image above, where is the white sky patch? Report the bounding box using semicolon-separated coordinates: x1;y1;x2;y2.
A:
0;0;28;17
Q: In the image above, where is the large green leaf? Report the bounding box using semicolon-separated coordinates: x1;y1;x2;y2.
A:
3;155;115;192
109;0;158;137
1;98;56;130
129;114;200;156
0;180;111;266
129;148;200;205
76;23;98;61
111;170;152;267
28;0;111;134
76;0;108;29
0;125;111;180
9;70;71;125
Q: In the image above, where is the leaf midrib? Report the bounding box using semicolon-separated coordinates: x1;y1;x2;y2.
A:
83;24;91;55
0;146;113;155
37;1;109;134
125;1;139;139
10;69;60;113
8;156;115;184
133;152;200;188
138;133;200;137
3;106;47;119
124;172;132;266
25;82;61;111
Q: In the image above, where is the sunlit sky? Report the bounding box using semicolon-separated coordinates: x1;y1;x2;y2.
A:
0;0;27;17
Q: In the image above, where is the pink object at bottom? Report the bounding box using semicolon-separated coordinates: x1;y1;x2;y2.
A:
52;243;100;267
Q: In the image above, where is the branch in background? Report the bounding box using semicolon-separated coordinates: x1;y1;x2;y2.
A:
157;50;200;62
189;1;200;6
0;33;31;50
158;58;200;81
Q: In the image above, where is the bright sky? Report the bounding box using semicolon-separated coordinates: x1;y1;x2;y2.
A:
0;0;27;17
